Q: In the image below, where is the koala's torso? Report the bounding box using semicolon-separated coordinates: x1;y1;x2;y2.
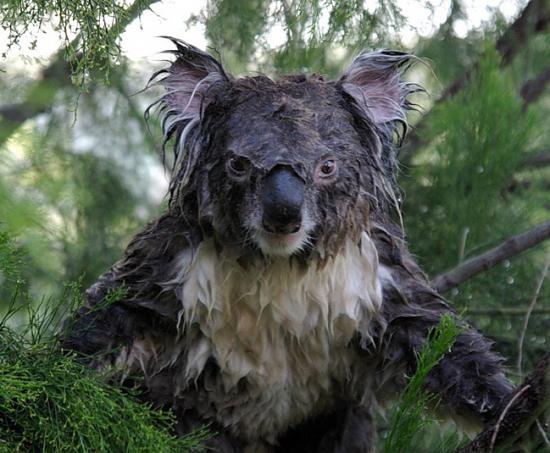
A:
115;233;385;442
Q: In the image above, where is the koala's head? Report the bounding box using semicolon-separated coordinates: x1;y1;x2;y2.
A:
149;39;416;258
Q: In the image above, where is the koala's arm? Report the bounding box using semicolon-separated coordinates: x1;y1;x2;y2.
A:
60;213;193;367
61;268;136;361
370;225;513;426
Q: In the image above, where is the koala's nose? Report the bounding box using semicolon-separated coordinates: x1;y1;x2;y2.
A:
261;166;304;235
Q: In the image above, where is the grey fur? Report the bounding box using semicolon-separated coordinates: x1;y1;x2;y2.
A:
62;40;513;452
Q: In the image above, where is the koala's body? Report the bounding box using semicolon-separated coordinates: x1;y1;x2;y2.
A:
63;41;513;452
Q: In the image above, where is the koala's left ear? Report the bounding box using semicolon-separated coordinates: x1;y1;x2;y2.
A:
337;51;417;128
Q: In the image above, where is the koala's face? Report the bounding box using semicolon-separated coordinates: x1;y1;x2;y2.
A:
155;41;412;257
199;77;383;257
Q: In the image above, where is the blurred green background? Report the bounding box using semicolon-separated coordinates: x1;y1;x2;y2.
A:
0;0;549;449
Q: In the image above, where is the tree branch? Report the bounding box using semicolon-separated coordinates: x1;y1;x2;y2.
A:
431;220;550;293
0;0;160;148
0;102;48;123
521;150;550;168
455;353;549;453
520;63;550;108
402;0;550;157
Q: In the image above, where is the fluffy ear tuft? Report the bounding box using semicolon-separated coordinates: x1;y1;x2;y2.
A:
147;38;230;140
338;51;418;130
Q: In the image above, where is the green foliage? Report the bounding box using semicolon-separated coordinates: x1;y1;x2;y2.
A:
403;45;549;371
0;230;23;285
383;315;464;453
0;324;209;452
404;47;535;275
415;1;509;89
0;243;208;452
0;75;161;297
195;0;409;75
0;0;151;86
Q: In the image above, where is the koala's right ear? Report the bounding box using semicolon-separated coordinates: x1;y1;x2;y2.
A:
337;51;417;130
147;38;230;137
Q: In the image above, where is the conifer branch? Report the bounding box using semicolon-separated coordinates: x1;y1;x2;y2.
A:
431;220;550;293
0;0;160;147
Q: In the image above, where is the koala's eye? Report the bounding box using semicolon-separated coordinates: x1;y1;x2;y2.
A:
227;156;251;177
315;159;338;182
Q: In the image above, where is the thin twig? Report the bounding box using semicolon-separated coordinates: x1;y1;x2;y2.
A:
517;257;550;376
489;385;531;452
536;418;550;448
458;227;470;264
431;220;550;293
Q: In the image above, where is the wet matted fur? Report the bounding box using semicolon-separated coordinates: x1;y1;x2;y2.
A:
63;40;513;452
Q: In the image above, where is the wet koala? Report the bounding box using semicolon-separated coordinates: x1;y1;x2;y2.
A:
63;40;513;452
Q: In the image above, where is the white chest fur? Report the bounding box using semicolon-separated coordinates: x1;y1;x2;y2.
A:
167;232;384;440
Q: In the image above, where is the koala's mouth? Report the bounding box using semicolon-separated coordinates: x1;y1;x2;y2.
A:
255;228;309;257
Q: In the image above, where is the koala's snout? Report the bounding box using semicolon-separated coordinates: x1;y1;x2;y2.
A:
260;165;304;235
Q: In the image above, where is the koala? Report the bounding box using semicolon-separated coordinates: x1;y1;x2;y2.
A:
62;40;513;452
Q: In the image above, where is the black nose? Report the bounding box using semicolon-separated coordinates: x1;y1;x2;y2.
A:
261;166;304;235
